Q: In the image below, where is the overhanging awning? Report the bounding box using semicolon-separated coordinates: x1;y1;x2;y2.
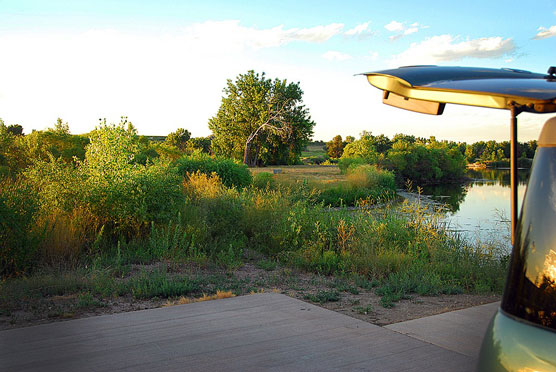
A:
362;66;556;114
360;65;556;245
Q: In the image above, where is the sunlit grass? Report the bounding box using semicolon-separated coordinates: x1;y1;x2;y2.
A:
163;290;235;307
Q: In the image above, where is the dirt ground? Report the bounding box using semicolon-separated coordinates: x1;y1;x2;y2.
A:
235;263;500;326
0;261;500;331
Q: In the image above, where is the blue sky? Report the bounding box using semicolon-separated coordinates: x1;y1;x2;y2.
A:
1;0;555;142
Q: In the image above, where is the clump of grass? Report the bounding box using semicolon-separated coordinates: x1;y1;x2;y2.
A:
256;259;277;271
304;290;340;303
125;269;200;299
253;172;276;189
352;274;378;290
76;292;104;309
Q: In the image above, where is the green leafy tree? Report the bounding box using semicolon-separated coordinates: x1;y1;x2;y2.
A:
326;135;345;158
341;134;378;162
85;118;138;180
165;128;191;151
187;136;212;154
209;70;314;166
7;124;23;136
51;118;70;135
0;121;28;176
386;140;466;184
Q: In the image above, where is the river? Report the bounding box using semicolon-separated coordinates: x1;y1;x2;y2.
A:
421;168;530;252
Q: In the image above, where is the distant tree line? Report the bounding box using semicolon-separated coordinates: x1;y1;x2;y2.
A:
322;132;539;185
326;133;538;164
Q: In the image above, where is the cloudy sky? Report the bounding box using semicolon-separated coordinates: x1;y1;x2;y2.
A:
1;0;555;142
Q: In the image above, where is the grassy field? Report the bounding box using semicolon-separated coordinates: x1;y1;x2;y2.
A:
250;164;344;184
301;143;326;158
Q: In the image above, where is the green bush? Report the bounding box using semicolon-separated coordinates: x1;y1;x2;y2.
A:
174;153;252;189
386;141;466;185
346;165;395;190
316;165;396;207
253;172;275;189
0;180;42;277
337;157;367;174
24;122;186;239
83;162;184;235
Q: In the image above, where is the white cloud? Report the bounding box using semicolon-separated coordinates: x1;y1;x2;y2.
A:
367;52;379;61
345;22;369;36
385;21;427;41
322;51;352;61
390;35;516;66
186;20;344;49
344;22;375;40
534;25;556;39
385;21;404;32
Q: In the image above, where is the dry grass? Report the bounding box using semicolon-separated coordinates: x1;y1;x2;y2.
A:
39;208;100;265
183;171;226;199
163;290;235;307
250;165;344;185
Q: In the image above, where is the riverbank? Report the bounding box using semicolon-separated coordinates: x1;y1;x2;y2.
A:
1;164;508;331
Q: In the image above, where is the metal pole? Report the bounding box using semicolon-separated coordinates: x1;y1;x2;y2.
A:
510;106;519;245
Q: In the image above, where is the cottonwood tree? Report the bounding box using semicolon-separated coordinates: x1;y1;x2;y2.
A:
209;70;314;166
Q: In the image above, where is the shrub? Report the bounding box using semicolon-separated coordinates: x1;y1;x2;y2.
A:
174;153;252;189
253;172;275;189
386;141;466;185
0;179;42;277
337;157;367;174
346;165;395;190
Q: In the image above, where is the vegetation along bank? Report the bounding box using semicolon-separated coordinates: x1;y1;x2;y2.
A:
0;70;509;328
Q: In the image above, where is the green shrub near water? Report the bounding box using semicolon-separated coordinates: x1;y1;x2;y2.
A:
317;164;396;207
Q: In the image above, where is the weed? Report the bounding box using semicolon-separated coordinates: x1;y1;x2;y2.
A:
125;269;200;299
256;259;277;271
304;290;340;304
354;304;374;315
76;293;103;309
353;275;378;290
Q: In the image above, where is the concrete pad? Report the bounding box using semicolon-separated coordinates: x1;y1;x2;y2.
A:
385;301;500;358
0;293;476;371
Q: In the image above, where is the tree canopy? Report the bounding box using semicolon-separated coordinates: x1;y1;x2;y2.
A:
165;128;191;151
209;70;314;166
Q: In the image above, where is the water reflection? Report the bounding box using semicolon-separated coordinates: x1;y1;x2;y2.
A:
421;168;530;249
423;168;530;213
